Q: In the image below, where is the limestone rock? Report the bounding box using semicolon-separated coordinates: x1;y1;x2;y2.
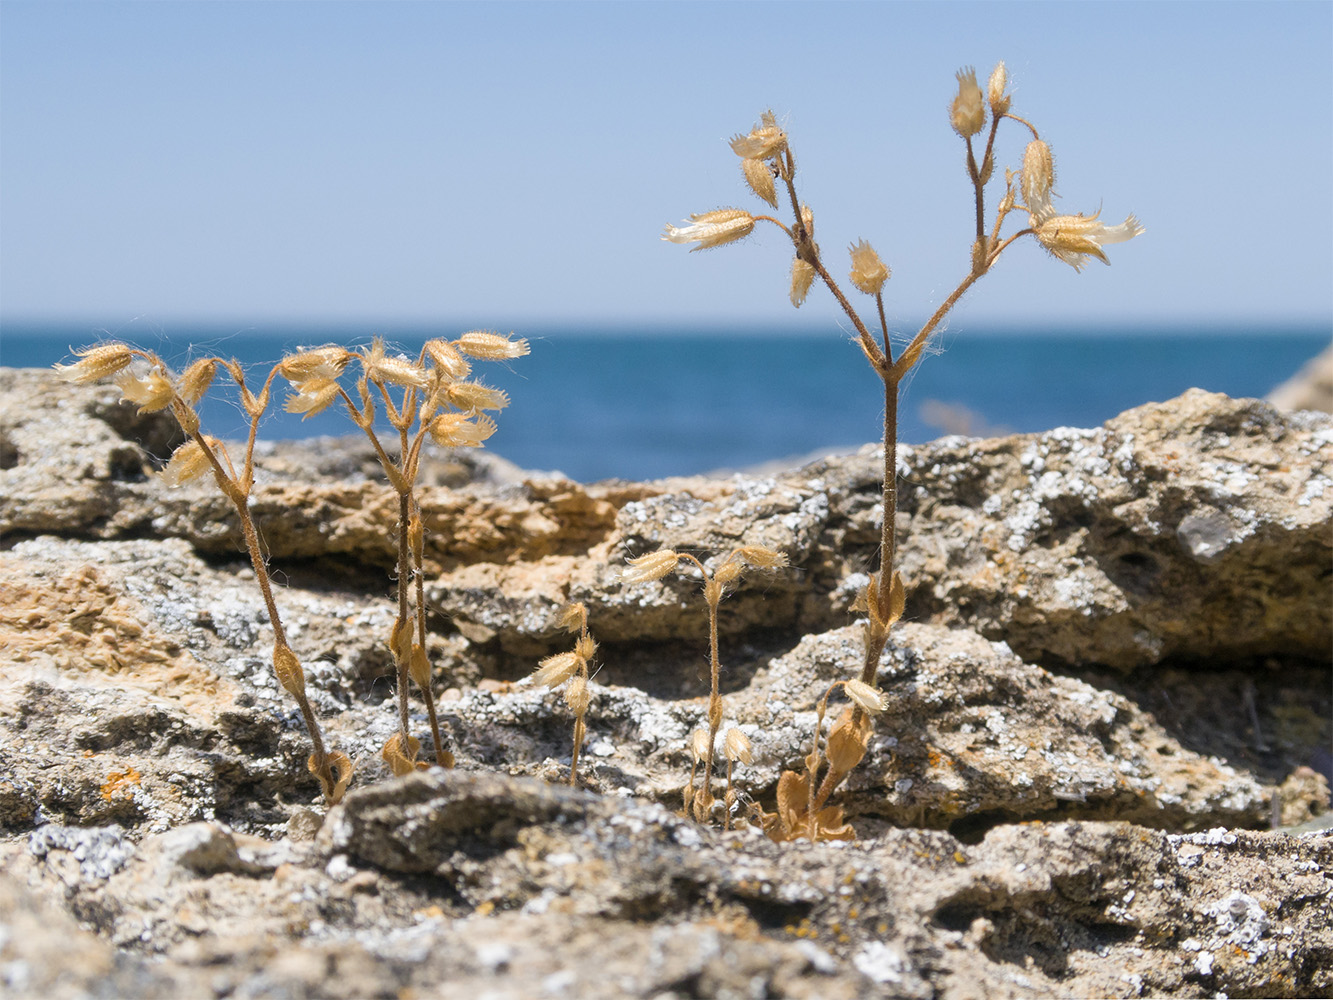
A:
2;365;1331;998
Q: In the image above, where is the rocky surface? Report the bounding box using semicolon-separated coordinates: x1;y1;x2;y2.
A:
2;366;1331;998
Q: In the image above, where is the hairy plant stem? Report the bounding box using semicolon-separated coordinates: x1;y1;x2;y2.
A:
192;420;335;796
395;490;413;747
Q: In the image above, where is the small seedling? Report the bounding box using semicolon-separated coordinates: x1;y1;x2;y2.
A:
663;63;1143;838
623;546;786;824
530;602;597;786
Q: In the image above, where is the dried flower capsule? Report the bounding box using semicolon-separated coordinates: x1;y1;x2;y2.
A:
987;61;1010;116
280;347;351;384
429;412;497;448
729;111;787;160
456;330;530;360
446;382;510;412
848;240;890;296
714;561;743;586
1034;211;1145;271
534;651;581;688
799;204;814;238
557;602;587;634
789;258;816;307
574;633;597;662
362;338;430;389
622;550;681;583
950;66;986;138
563;674;590;715
55;343;135;383
723;727;753;765
741;157;778;207
662;209;755;250
161;438;214;487
690;728;712;762
845;678;888;715
734;546;787;569
424;339;471;380
116;366;175;413
1021;140;1056;223
285;379;341;419
177;358;217;404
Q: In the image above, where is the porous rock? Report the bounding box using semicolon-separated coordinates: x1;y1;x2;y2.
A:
2;366;1331;997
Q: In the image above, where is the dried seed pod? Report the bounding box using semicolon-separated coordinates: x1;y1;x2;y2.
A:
729;111;787;160
116;367;175;413
285;379;341;419
557;602;587;634
690;728;712;762
789;258;816;308
622;550;680;584
848;240;890;296
446;382;510;412
987;61;1011;116
741;156;778;207
950;66;986;138
661;209;756;250
424;339;472;380
456;330;530;360
734;546;787;569
845;678;888;715
280;347;351;383
363;339;430;389
574;633;597;662
56;343;135;383
533;651;581;688
428;411;497;448
178;358;218;404
563;674;590;715
161;438;214;488
1021;139;1056;223
723;727;753;765
1034;211;1145;272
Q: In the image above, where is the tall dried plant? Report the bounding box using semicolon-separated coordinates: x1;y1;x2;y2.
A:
280;332;528;774
662;64;1144;839
58;329;527;800
57;345;354;804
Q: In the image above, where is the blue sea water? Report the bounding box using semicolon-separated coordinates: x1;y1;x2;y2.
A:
2;323;1328;482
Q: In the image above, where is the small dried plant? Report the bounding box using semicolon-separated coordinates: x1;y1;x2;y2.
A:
279;332;528;775
663;64;1144;839
57;329;526;801
530;602;597;786
56;345;354;804
624;546;786;826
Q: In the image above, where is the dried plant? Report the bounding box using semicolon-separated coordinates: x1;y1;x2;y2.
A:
663;64;1144;839
280;332;528;774
56;345;354;804
57;329;526;801
624;546;786;825
530;602;597;786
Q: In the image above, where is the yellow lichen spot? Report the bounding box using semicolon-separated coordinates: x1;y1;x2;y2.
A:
476;900;496;917
954;850;967;864
100;766;141;801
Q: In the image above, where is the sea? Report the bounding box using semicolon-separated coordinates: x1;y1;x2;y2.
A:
3;323;1328;483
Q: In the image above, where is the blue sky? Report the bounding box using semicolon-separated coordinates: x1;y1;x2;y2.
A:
2;0;1330;335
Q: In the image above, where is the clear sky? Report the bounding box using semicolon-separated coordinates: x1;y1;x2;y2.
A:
2;0;1330;335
